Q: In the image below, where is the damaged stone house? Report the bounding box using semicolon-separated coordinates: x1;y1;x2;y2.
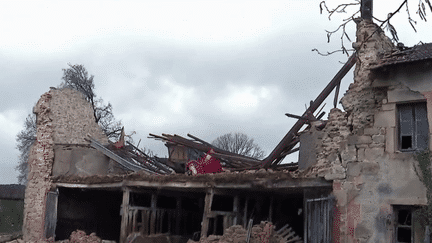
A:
20;18;432;243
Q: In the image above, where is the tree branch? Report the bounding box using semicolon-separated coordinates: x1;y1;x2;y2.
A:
315;0;431;56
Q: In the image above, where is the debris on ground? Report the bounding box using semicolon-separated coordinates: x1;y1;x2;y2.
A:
68;230;102;243
189;221;302;243
0;232;23;243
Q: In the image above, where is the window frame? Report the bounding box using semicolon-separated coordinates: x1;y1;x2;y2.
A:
397;102;429;152
394;206;414;243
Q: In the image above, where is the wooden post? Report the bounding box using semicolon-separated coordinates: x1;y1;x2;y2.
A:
150;193;157;235
44;189;58;239
120;188;130;243
132;209;138;232
243;197;249;228
361;0;373;20
268;196;274;222
158;210;164;234
223;216;229;235
143;211;149;235
333;82;341;108
175;197;182;235
233;195;239;226
140;211;145;235
200;188;214;239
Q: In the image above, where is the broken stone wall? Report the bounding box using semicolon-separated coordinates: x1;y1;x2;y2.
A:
49;88;108;145
301;19;432;242
23;88;110;242
50;88;111;177
22;92;55;243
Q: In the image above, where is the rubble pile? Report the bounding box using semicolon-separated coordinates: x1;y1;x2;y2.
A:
341;19;393;132
306;108;350;180
192;222;301;243
50;230;116;243
68;230;102;243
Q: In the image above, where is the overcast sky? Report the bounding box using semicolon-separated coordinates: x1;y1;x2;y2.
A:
1;0;431;184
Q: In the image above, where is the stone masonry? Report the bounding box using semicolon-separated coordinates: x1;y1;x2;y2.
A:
22;92;54;242
22;88;109;242
301;19;430;242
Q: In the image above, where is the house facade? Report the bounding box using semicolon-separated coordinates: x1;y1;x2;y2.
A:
297;20;432;242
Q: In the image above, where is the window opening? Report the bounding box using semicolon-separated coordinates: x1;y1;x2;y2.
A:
398;102;428;151
395;207;413;243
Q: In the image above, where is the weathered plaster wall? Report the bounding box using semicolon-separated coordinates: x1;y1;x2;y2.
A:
301;20;430;242
52;145;110;177
22;88;110;242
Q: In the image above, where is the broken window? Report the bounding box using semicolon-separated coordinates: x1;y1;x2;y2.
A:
398;102;429;151
394;206;413;243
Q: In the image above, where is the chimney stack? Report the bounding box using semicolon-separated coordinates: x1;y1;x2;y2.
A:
361;0;373;20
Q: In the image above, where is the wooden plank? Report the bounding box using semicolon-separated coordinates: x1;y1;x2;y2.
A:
151;133;261;165
223;216;228;235
44;189;58;239
160;210;165;233
208;211;237;217
246;219;253;243
149;211;156;235
285;113;313;121
143;211;149;235
187;133;215;148
128;210;133;233
286;236;301;243
139;210;145;235
276;224;290;234
132;209;138;232
333;81;341;108
279;227;292;238
120;188;130;243
200;188;214;239
86;136;147;172
262;53;357;168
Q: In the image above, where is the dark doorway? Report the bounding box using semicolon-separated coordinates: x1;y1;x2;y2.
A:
55;187;122;241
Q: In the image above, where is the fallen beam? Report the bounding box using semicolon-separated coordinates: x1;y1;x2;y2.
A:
86;136;148;172
262;53;357;168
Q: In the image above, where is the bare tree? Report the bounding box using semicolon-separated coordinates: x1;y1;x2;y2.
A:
314;0;432;56
212;132;265;159
15;114;36;185
61;63;123;140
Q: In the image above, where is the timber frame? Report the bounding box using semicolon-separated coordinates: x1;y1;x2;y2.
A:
52;176;332;243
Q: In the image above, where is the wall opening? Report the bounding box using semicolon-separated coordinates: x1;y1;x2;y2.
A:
127;190;205;239
55;187;122;241
394;206;414;243
205;191;304;237
398;102;429;151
